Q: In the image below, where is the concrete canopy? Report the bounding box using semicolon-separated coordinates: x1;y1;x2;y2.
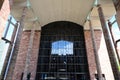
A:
29;0;95;26
10;0;116;30
10;0;94;30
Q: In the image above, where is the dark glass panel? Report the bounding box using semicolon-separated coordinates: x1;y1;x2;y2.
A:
36;21;90;80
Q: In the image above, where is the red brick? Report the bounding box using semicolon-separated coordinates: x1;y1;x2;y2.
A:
0;0;10;38
12;30;103;80
84;30;102;80
12;31;40;80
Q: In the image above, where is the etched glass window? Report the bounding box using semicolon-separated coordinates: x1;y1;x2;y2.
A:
52;40;73;55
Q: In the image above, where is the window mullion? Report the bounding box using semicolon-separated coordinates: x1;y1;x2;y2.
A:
3;17;12;38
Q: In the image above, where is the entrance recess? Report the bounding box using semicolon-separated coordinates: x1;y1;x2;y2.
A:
36;21;90;80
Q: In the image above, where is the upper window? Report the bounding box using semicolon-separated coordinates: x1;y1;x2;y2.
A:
0;15;16;75
2;15;16;40
109;15;120;68
51;40;73;55
110;15;120;47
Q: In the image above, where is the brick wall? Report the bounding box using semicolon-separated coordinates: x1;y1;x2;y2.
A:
85;30;114;80
11;30;114;80
12;30;101;80
0;0;10;38
12;31;40;80
84;30;102;80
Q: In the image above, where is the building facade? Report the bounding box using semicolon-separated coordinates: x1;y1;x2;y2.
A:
0;0;120;80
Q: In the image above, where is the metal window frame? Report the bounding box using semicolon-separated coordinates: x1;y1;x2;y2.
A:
1;16;17;44
36;21;90;80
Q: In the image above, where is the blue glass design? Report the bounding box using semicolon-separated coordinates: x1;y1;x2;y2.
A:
51;40;73;55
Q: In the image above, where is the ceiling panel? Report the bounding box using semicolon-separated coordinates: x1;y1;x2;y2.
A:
10;0;115;30
29;0;95;26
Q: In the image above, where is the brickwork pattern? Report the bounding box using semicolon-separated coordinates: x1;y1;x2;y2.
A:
84;30;102;80
0;0;10;38
11;30;102;80
12;31;40;80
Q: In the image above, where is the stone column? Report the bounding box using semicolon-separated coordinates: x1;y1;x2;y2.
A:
98;4;120;80
89;20;103;80
5;7;27;80
22;22;35;80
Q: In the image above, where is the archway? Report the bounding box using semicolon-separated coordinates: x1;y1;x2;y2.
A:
36;21;90;80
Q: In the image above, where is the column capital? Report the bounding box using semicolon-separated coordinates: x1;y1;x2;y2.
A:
96;4;101;8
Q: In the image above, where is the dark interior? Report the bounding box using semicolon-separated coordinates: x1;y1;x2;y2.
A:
36;21;90;80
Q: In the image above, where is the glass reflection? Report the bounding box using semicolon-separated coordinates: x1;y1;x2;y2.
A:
51;40;73;55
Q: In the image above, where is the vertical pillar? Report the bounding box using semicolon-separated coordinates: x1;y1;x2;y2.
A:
89;20;103;80
97;4;120;80
1;22;17;80
22;22;35;80
4;7;27;80
108;21;120;63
